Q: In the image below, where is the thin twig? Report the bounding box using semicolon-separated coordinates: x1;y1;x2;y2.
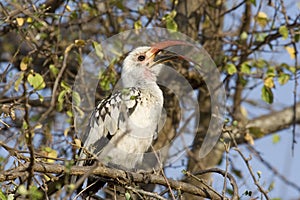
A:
125;185;168;200
40;43;75;122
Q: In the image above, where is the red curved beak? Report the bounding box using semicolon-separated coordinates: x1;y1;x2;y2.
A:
146;40;190;64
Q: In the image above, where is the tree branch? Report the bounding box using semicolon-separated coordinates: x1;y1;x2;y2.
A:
246;102;300;135
1;162;236;200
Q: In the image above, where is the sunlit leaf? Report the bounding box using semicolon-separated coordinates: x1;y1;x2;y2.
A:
74;138;81;148
64;127;70;137
244;132;254;145
16;17;25;26
279;25;289;39
241;106;248;118
134;20;142;29
226;63;237;75
241;62;251;74
92;41;104;59
29;186;43;199
272;134;281;144
261;85;273;104
264;76;274;88
72;91;81;106
125;192;131;200
250;0;256;6
255;33;267;42
17;185;27;195
163;10;178;32
57;90;67;111
49;64;59;78
14;72;24;92
278;73;290;85
0;190;7;200
20;56;32;71
26;17;33;23
266;67;276;77
75;39;85;46
257;170;262;179
256;12;268;28
268;181;275;192
240;31;248;40
166;18;178;31
27;72;46;90
61;81;71;91
66;5;72;12
285;46;295;59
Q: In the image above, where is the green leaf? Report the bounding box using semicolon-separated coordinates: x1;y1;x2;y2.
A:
285;46;295;59
250;0;256;6
163;10;178;32
0;190;7;200
92;41;104;59
166;18;178;31
57;90;67;111
272;134;281;144
72;91;81;106
27;72;46;90
37;93;44;102
241;62;251;74
257;170;262;179
134;20;142;29
226;63;237;75
268;181;275;191
264;76;274;88
255;33;267;42
278;73;290;85
17;185;28;196
29;185;43;200
261;85;273;104
14;72;24;92
20;56;32;71
125;192;131;200
266;67;276;77
60;81;71;91
240;31;248;40
256;12;268;28
49;64;59;77
248;126;265;138
295;33;300;42
279;26;289;39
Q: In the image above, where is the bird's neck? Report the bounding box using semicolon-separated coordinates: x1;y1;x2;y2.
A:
121;71;162;98
121;68;157;89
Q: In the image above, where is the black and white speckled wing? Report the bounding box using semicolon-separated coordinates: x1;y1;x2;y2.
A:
80;87;142;158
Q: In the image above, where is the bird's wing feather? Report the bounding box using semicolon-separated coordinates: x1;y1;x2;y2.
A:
79;87;141;159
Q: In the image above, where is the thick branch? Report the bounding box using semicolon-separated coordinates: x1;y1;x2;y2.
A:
1;162;235;200
246;102;300;134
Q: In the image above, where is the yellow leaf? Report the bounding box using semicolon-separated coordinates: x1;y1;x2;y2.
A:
241;106;248;118
244;133;254;145
66;5;72;12
75;39;85;46
47;149;57;163
26;17;33;23
256;12;268;28
34;123;43;130
64;127;70;137
16;17;25;26
285;46;295;59
74;138;81;148
264;76;274;88
20;56;32;71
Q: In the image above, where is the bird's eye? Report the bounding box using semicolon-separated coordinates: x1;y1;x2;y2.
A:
137;55;145;61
